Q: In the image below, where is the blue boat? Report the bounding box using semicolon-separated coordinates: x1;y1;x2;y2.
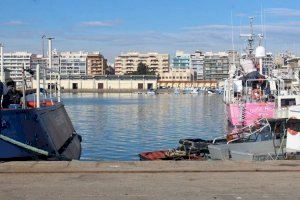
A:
1;102;82;160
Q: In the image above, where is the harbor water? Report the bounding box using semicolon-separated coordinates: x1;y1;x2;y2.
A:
63;93;228;161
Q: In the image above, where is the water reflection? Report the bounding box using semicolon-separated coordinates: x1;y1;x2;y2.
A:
63;93;228;161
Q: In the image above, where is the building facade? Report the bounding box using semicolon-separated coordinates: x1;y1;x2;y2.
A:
114;52;169;75
159;68;195;82
204;52;229;80
190;50;205;80
86;53;108;75
32;75;158;91
262;53;274;76
59;51;88;76
172;51;190;69
0;52;34;84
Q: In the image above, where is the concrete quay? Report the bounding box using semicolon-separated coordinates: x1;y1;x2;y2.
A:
0;160;299;200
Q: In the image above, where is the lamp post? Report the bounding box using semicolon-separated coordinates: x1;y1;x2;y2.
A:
41;35;46;90
47;37;54;97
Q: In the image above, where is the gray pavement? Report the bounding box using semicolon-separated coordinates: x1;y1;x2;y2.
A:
0;161;300;200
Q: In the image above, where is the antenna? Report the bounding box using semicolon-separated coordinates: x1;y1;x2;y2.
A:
229;11;237;78
263;8;267;49
231;11;235;51
260;4;264;36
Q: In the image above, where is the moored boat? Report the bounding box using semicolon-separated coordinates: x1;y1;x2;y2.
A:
0;41;82;161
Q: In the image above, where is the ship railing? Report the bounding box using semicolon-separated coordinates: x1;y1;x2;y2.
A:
227;118;271;144
212;118;271;144
35;64;61;108
244;78;283;102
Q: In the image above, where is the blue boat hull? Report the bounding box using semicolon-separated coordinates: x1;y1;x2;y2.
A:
0;103;81;160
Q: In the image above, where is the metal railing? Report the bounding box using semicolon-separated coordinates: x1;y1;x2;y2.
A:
212;118;271;144
35;64;61;108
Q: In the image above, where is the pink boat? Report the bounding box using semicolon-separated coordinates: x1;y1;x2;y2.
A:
227;102;276;126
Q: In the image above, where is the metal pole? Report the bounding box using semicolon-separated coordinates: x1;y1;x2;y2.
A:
36;64;40;108
259;58;263;75
42;35;46;91
22;63;26;109
58;72;61;103
48;37;54;98
0;44;4;82
43;68;46;90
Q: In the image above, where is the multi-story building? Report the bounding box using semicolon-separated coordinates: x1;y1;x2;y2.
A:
114;52;169;75
172;51;190;69
204;52;229;80
59;51;88;76
0;52;34;84
86;52;108;75
262;53;274;76
159;68;195;81
31;54;48;71
190;50;205;80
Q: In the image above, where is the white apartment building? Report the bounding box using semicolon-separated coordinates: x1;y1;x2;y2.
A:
262;52;274;76
114;52;169;75
59;51;88;76
204;51;230;80
190;50;205;80
0;52;33;84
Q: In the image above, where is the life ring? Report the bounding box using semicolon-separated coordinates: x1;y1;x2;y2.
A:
287;128;298;136
251;89;262;100
27;100;55;108
287;117;299;136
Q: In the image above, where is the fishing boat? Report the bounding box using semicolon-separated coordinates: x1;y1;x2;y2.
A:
223;17;300;127
209;104;300;161
0;42;82;161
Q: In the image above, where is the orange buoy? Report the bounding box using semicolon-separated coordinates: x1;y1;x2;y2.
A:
26;100;55;108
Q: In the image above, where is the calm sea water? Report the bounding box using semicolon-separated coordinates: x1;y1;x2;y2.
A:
63;93;228;161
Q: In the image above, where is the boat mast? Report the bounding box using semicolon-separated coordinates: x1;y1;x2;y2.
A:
0;43;4;82
240;17;255;59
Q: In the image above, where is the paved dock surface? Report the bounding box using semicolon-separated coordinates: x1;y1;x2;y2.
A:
0;160;300;200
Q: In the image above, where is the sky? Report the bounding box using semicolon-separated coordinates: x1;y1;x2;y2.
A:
1;0;300;62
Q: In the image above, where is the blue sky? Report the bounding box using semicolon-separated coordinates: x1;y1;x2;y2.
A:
1;0;300;62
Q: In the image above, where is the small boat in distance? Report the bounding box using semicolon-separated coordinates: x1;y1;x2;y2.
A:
190;88;199;94
146;89;156;95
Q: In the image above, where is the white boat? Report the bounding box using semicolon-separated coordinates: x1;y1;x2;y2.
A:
174;88;180;95
190;88;199;94
146;89;156;95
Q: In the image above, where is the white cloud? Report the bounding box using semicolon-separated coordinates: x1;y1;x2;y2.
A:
2;20;25;26
265;8;300;17
80;20;121;27
2;19;300;62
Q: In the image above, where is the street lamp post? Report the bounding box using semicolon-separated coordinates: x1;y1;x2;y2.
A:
47;37;54;98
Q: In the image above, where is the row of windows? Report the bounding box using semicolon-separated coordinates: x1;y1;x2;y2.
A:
161;76;190;79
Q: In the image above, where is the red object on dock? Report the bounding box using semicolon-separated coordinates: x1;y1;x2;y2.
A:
139;150;168;161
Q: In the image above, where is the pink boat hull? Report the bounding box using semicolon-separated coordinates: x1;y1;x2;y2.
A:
227;102;276;126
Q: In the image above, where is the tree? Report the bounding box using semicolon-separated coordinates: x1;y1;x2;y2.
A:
136;62;147;75
131;62;155;75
